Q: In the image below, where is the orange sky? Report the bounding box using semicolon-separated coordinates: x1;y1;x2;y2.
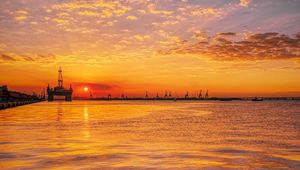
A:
0;0;300;97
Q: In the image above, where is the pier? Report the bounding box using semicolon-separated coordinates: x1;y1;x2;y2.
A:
0;85;45;110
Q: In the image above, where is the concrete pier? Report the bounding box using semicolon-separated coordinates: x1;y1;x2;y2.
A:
1;85;45;110
0;100;43;110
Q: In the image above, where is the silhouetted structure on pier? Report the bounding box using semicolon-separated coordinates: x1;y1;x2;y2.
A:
198;90;202;99
47;67;73;101
205;90;209;98
164;90;168;98
185;91;189;99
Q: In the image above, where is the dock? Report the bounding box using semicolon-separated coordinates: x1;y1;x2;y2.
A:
0;85;45;110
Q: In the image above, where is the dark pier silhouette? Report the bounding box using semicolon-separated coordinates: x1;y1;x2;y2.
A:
47;67;73;101
0;85;44;110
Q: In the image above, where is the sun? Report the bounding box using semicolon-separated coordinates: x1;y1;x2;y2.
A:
84;87;88;91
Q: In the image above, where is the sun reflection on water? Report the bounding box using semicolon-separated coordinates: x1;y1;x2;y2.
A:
83;105;91;139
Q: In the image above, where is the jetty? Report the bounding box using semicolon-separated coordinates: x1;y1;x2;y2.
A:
0;85;45;110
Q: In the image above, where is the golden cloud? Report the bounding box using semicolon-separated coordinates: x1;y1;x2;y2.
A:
78;11;99;16
52;18;69;25
190;7;221;17
14;10;28;21
160;32;300;61
240;0;251;7
0;53;56;62
126;15;138;20
15;10;28;15
217;32;237;36
147;3;174;15
134;34;151;41
50;1;129;20
15;16;27;21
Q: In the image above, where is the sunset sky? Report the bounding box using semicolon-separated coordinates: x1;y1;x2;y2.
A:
0;0;300;97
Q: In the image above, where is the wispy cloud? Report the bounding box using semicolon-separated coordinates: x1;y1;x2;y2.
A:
160;32;300;61
0;53;56;62
0;54;17;61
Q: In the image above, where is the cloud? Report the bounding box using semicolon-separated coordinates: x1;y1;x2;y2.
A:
15;16;27;21
190;7;221;17
15;10;28;15
52;18;69;25
78;11;99;16
134;34;151;41
14;10;28;21
0;54;17;61
126;15;137;20
51;1;128;18
0;53;56;63
178;5;222;18
160;32;300;61
73;82;117;90
193;31;209;41
217;32;237;36
239;0;251;7
47;0;129;30
147;3;174;15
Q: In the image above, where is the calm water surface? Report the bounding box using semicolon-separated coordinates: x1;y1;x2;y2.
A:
0;100;300;169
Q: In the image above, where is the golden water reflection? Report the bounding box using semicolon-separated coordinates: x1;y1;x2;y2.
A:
0;100;299;169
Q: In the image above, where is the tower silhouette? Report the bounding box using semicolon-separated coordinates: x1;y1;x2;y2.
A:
185;91;189;99
145;91;148;98
58;66;63;88
205;90;209;98
198;90;202;99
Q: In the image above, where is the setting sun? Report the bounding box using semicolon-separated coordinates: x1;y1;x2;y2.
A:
84;87;88;92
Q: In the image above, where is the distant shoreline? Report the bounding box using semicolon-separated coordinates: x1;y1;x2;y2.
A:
73;97;300;101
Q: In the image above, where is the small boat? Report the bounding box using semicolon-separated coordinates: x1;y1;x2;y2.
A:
252;97;263;101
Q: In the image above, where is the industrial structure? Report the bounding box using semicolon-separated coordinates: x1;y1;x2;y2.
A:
47;67;73;101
